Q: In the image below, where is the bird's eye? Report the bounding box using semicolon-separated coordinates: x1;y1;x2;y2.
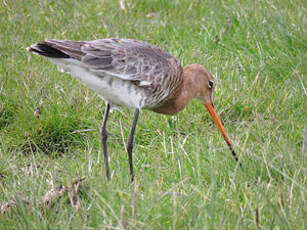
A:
208;80;214;89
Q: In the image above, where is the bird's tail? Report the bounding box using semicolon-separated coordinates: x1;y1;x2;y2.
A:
26;42;70;58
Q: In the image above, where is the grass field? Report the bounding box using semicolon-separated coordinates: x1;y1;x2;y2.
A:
0;0;306;229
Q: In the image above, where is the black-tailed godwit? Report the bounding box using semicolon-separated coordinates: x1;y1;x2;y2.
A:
27;38;241;181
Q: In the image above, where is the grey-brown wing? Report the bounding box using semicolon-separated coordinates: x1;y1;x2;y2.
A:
81;39;181;83
44;38;183;87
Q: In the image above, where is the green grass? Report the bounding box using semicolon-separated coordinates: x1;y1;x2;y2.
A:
0;0;306;229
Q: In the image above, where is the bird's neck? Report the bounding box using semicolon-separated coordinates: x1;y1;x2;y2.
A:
151;75;197;115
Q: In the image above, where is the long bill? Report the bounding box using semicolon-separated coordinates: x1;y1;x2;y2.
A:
204;102;241;167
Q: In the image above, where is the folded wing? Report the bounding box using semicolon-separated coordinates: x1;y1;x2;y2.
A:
36;38;181;88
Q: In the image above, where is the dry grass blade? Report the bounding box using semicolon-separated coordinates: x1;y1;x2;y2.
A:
41;176;86;210
1;177;86;214
40;185;66;207
1;197;30;215
119;0;126;12
67;177;86;210
255;208;259;228
1;201;16;215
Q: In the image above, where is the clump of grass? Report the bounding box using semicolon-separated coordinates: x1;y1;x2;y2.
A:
21;116;85;155
0;96;18;130
2;104;92;156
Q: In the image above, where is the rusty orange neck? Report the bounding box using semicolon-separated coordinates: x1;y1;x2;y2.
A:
151;73;197;115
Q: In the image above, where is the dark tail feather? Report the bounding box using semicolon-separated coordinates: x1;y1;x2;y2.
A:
27;43;71;58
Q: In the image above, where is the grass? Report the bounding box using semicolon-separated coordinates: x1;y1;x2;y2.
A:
0;0;306;229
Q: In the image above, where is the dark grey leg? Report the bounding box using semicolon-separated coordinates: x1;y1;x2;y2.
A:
126;109;140;181
100;102;111;180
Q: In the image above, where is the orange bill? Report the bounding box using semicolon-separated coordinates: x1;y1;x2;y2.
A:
204;102;241;166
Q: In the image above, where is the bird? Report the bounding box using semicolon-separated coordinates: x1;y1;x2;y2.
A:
27;38;241;181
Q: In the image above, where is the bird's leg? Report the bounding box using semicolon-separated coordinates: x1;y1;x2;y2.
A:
100;102;111;180
126;108;140;181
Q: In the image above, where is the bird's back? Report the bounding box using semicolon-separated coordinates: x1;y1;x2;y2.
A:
28;38;183;109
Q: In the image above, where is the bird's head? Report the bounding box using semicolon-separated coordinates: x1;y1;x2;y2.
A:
183;64;240;165
183;64;214;104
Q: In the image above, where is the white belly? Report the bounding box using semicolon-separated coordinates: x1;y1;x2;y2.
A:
50;58;145;108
